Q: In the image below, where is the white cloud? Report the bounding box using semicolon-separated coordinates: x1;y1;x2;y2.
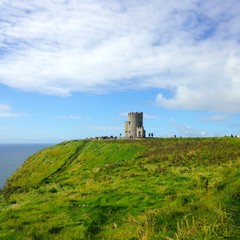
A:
0;0;240;111
0;104;25;117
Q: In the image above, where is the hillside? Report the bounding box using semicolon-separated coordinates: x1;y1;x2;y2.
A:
0;138;240;239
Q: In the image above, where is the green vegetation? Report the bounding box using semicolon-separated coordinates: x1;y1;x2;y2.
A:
0;138;240;239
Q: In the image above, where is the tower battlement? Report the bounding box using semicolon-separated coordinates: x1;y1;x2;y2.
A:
128;112;143;117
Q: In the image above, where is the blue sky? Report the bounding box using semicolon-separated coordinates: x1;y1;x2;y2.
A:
0;0;240;143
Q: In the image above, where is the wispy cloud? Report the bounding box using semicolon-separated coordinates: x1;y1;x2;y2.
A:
176;124;207;138
119;112;128;117
0;104;26;117
168;119;207;137
0;0;240;111
144;114;159;119
201;114;229;123
0;126;13;131
230;123;240;128
85;125;121;131
60;115;82;120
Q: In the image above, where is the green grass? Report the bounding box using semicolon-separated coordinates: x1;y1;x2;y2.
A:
0;138;240;239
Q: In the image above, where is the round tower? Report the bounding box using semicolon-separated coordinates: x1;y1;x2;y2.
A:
127;112;143;138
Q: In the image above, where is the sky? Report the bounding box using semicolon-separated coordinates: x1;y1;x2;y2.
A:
0;0;240;143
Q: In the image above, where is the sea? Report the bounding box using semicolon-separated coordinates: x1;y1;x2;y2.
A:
0;144;53;189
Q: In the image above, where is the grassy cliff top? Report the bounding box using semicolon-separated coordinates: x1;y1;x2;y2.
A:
0;138;240;239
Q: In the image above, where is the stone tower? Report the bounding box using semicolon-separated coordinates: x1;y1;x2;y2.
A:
124;112;145;138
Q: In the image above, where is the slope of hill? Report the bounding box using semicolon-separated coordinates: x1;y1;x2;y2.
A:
0;138;239;239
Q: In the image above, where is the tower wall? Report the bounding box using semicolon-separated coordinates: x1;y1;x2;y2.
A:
137;127;145;138
124;121;129;138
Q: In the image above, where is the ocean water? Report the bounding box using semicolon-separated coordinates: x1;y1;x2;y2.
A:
0;144;53;189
